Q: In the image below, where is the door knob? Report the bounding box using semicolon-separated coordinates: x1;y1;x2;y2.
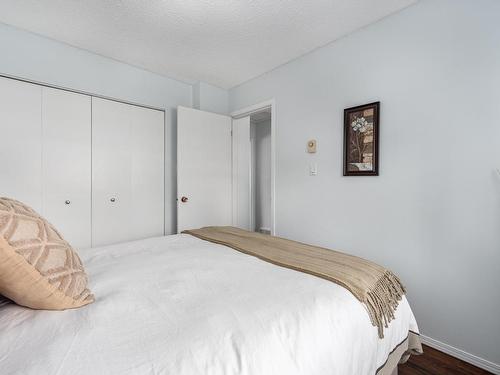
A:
110;197;116;203
181;196;188;203
65;200;71;205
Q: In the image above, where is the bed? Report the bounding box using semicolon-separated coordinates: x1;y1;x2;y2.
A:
0;233;420;375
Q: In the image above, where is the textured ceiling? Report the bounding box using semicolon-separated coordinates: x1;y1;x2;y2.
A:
0;0;416;89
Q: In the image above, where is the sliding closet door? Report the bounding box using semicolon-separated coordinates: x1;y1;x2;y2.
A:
128;105;165;240
92;97;164;247
92;98;131;246
41;88;91;249
0;77;42;211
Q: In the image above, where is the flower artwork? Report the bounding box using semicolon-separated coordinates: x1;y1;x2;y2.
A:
343;102;379;176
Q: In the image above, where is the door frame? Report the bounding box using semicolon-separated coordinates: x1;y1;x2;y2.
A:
231;99;276;235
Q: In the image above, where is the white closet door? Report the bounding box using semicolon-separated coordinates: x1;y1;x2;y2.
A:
129;104;165;241
0;77;42;211
232;116;251;230
42;87;91;249
92;98;164;247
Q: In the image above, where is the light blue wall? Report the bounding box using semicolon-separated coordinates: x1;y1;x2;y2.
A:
230;0;500;366
193;81;229;115
0;22;193;234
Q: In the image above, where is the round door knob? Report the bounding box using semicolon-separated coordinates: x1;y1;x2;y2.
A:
181;196;188;203
110;197;116;203
65;200;71;205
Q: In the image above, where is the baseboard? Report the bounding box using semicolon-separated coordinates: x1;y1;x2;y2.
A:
420;334;500;374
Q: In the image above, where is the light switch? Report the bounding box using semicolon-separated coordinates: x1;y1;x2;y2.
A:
307;139;317;153
309;163;317;176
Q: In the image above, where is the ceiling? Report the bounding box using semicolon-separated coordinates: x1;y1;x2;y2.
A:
0;0;416;89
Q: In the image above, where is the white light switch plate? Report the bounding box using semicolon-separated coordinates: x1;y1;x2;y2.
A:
309;163;317;176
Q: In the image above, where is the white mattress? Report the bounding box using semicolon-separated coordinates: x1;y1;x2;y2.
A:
0;234;419;375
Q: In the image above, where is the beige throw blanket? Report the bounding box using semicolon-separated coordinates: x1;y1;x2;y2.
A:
183;226;406;339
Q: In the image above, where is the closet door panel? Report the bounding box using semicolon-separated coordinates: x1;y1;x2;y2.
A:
0;77;42;211
92;98;164;247
42;87;91;249
92;98;133;247
130;106;164;240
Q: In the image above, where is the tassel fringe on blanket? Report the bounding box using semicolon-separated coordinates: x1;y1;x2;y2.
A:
365;270;406;338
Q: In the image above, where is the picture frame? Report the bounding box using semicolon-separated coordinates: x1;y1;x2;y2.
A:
343;101;380;176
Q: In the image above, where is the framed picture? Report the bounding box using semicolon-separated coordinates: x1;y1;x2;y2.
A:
343;101;380;176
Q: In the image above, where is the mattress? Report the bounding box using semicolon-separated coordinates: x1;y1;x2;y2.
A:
0;234;419;375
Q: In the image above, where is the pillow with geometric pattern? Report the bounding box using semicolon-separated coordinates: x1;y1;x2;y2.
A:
0;294;11;307
0;197;94;310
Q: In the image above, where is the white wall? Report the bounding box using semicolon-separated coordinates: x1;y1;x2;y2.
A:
230;0;500;367
251;120;272;232
193;81;229;115
0;22;192;235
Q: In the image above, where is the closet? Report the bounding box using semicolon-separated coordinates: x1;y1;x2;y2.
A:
91;98;164;247
0;76;165;249
42;87;92;249
0;77;42;212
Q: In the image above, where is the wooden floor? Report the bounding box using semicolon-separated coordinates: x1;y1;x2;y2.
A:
399;345;492;375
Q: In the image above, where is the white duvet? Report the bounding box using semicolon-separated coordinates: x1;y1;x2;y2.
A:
0;234;419;375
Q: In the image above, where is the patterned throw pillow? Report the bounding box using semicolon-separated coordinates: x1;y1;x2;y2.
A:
0;197;94;309
0;294;11;307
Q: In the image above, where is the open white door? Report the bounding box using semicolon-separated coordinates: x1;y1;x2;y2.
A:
177;106;232;232
232;116;251;230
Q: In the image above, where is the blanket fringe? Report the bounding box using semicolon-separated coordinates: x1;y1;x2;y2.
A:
365;270;406;338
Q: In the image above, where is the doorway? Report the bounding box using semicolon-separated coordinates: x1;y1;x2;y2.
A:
231;100;275;235
176;101;275;234
250;109;272;234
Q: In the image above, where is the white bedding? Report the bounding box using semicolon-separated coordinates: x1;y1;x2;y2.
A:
0;234;419;375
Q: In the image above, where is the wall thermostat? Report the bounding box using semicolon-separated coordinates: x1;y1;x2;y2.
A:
307;139;317;153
